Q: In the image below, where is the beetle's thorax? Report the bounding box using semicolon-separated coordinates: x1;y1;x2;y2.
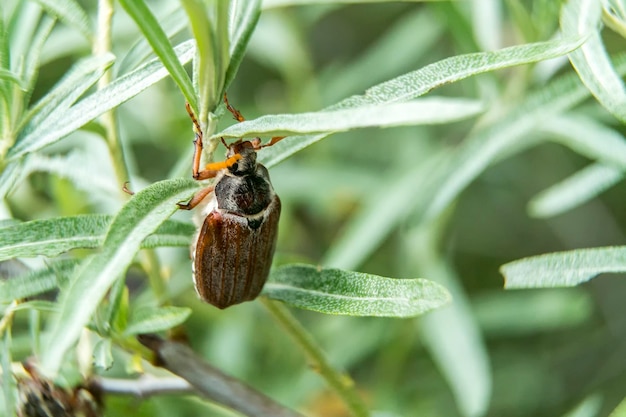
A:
215;163;274;219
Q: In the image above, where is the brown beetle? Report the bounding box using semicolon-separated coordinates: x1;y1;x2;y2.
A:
178;95;283;309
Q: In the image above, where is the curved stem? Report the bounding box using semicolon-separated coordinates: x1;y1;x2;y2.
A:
261;298;370;417
94;0;131;192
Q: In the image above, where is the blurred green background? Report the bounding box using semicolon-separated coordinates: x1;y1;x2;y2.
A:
5;0;626;416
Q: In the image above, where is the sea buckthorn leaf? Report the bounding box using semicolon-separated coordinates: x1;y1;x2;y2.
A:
253;35;585;168
0;68;23;89
501;246;626;289
421;55;626;224
93;339;114;371
124;306;192;336
528;163;624;218
20;53;114;137
224;0;260;90
0;214;194;261
561;0;626;122
117;7;188;74
8;40;195;160
264;264;451;317
0;259;78;302
119;0;197;112
540;115;626;168
22;16;55;94
214;98;484;139
34;0;92;40
40;178;198;377
322;59;626;281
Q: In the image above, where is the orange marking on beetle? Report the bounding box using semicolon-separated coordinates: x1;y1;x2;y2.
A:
204;153;242;171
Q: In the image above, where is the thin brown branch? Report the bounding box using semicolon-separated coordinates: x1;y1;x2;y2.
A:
138;334;307;417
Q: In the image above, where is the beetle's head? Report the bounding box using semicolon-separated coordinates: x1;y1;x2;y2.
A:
225;139;259;176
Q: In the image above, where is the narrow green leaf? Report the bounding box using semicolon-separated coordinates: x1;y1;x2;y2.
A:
214;98;484;139
540;114;626;168
0;214;194;261
263;0;435;7
0;7;10;104
214;0;230;111
103;277;128;334
143;220;195;248
407;224;491;417
335;36;585;109
9;40;195;159
22;15;55;95
224;0;261;90
0;214;109;261
0;68;23;89
471;0;503;51
33;0;91;40
322;161;435;270
474;289;593;335
563;395;602;417
421;283;490;417
1;332;16;417
40;178;198;377
561;0;626;122
322;8;442;103
118;0;197;112
22;151;123;204
0;160;23;200
8;301;58;313
421;59;626;223
603;0;626;39
258;36;585;167
501;246;626;289
522;112;626;217
528;163;624;218
0;259;78;302
181;0;217;114
0;219;19;229
18;53;114;136
93;338;114;370
264;264;451;317
124;306;192;335
117;7;188;74
323;64;626;273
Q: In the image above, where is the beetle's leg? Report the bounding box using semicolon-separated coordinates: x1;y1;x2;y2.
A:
224;93;245;122
185;103;204;180
261;136;286;149
178;186;215;210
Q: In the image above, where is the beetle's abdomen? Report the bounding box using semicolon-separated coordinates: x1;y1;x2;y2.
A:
192;195;281;309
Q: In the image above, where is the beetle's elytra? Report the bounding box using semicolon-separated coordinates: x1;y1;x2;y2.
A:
178;95;283;309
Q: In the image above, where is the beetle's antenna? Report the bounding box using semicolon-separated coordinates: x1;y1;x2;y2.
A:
185;103;205;180
260;136;286;149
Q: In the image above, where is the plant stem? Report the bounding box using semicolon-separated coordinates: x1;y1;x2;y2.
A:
260;298;370;417
94;0;131;191
141;250;167;303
